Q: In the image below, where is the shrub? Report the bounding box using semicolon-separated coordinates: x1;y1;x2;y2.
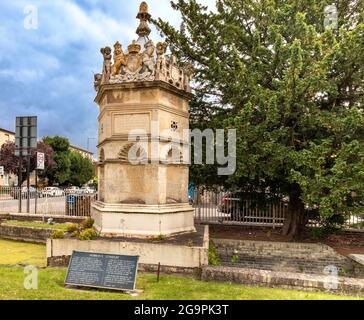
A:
71;230;79;238
66;224;79;234
208;242;220;266
152;234;166;241
231;255;239;264
79;228;98;240
81;218;94;229
321;214;346;230
51;230;65;239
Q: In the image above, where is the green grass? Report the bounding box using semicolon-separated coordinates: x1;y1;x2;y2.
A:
0;239;362;300
0;239;46;267
0;267;361;300
2;220;70;231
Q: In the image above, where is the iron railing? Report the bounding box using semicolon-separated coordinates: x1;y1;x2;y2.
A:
0;186;96;217
192;189;364;230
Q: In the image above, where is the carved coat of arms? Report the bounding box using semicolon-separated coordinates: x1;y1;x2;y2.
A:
125;43;142;74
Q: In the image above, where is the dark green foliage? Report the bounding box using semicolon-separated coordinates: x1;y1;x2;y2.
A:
155;0;364;238
42;136;94;186
68;151;94;186
42;136;71;185
208;242;221;266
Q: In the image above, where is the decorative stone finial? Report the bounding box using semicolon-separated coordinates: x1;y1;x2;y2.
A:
136;2;151;38
95;3;193;93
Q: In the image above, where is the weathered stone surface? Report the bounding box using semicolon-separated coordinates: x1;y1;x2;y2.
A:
201;265;364;297
349;255;364;266
0;224;53;243
212;239;364;278
46;226;209;268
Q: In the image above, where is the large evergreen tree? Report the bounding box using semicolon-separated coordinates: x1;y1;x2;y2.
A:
155;0;364;238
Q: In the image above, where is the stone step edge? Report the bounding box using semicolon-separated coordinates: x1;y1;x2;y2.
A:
212;238;337;253
201;266;364;297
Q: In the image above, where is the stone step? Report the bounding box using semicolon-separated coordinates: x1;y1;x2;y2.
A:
211;238;363;278
201;265;364;297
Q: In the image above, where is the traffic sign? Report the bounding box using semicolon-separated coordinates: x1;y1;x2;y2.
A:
37;152;45;170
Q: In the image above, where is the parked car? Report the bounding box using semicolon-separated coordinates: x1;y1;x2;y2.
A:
217;192;288;222
80;187;95;194
11;187;38;199
41;187;65;197
218;192;241;215
65;186;81;194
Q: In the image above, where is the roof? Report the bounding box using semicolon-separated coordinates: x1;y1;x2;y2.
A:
0;127;15;135
70;144;93;155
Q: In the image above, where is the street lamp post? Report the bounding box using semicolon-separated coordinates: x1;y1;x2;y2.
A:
87;137;96;152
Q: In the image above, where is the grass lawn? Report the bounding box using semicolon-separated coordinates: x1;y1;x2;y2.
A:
0;239;46;266
2;220;70;231
0;239;362;300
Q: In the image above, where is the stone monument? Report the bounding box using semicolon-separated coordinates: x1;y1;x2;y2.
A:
92;2;195;237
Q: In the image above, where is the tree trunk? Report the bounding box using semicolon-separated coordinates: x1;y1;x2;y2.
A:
282;192;307;240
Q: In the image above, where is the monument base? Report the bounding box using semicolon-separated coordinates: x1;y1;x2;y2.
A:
91;201;196;237
46;225;209;270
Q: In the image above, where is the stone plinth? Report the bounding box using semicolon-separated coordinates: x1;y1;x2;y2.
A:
92;202;195;237
92;81;195;237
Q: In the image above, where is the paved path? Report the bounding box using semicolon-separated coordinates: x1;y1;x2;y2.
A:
0;196;66;214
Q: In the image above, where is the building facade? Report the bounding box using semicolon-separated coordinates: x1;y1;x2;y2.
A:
70;144;94;161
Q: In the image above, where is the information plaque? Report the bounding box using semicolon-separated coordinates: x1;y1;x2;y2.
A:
65;251;139;291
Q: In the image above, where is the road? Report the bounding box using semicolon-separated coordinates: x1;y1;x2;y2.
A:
0;196;66;214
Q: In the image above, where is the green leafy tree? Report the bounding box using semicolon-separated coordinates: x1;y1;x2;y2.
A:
42;136;71;185
67;151;94;187
155;0;364;238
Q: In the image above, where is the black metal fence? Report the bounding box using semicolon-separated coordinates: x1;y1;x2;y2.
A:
0;186;96;217
192;189;364;230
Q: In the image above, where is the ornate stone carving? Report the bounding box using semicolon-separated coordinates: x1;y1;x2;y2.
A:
118;143;148;163
111;41;126;76
136;2;151;38
96;2;193;93
100;46;112;83
94;73;102;91
125;41;142;74
141;40;155;74
155;42;167;81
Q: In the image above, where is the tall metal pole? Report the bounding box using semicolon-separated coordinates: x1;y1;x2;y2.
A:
35;169;38;214
26;154;30;213
18;153;22;213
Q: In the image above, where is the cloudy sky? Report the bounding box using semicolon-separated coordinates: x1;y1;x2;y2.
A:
0;0;212;155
